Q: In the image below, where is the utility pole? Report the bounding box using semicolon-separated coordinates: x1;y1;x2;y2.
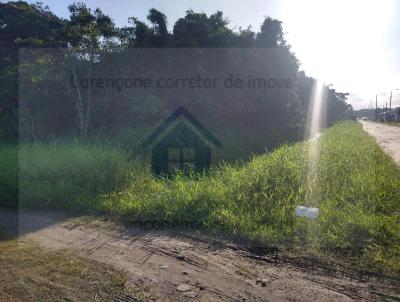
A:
375;95;378;121
388;91;393;122
385;103;388;122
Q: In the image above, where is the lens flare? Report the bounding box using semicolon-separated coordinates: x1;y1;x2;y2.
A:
304;80;327;207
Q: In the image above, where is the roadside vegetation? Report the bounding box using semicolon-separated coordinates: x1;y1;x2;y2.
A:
0;239;147;301
1;122;399;275
18;142;132;212
0;144;17;207
0;142;132;211
102;122;400;275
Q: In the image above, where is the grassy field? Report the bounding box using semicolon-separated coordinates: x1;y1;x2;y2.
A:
0;239;147;301
0;144;18;207
17;142;133;212
102;122;400;274
0;142;134;211
1;122;399;274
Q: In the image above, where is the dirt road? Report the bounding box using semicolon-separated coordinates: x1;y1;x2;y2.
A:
361;121;400;165
1;209;399;302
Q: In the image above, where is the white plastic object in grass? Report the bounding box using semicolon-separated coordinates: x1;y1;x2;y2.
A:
295;206;320;219
308;132;322;142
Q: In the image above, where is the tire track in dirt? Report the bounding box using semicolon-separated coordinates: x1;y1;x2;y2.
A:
6;211;396;302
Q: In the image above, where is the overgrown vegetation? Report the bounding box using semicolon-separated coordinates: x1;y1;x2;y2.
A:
0;144;18;206
17;142;132;212
0;239;146;301
100;122;400;274
2;123;399;274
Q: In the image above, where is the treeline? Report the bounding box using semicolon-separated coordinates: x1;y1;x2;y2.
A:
0;1;354;145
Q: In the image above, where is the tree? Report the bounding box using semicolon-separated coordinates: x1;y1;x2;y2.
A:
66;2;118;137
0;1;67;141
67;2;116;49
173;10;234;47
0;3;352;144
120;17;152;47
256;17;286;48
147;8;169;47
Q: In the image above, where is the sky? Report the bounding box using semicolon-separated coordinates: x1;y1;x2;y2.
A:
24;0;400;109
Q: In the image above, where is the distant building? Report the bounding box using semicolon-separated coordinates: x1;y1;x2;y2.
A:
142;106;222;175
391;107;400;122
377;107;400;122
377;111;387;122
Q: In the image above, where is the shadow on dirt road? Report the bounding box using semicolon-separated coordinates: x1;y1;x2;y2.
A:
1;208;399;301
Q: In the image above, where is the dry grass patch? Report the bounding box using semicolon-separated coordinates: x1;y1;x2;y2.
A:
0;239;147;301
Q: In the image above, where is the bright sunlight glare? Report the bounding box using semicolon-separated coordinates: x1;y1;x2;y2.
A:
281;0;397;108
305;80;326;141
304;80;326;210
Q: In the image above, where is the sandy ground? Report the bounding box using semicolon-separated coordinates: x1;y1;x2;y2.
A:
1;209;399;302
361;121;400;165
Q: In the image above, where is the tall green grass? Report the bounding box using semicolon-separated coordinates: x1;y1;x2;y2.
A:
0;144;18;207
1;122;399;273
103;122;400;273
18;142;133;212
